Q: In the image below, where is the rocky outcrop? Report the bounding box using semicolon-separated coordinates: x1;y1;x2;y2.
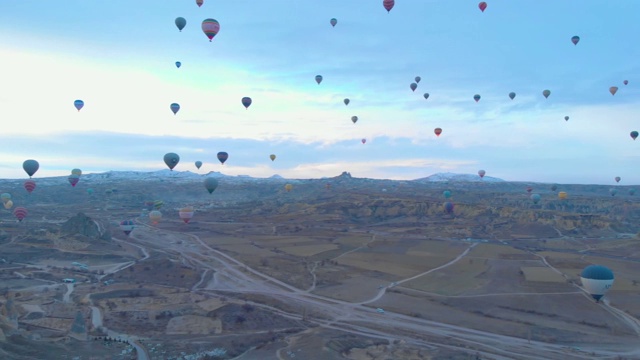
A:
61;212;111;240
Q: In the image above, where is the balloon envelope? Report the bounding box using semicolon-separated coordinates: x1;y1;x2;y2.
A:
571;35;580;45
217;152;228;164
351;116;358;124
530;194;541;204
170;103;180;115
175;61;181;68
195;161;202;169
315;75;323;84
423;93;429;100
478;2;487;12
285;184;293;192
361;138;366;144
410;83;417;92
508;92;516;100
71;168;82;176
163;153;180;170
344;98;350;106
149;210;162;224
624;80;629;85
179;206;195;223
558;191;568;200
434;128;442;136
443;190;451;199
201;18;220;41
204;177;219;194
478;170;485;178
330;18;337;27
175;17;186;31
631;131;639;140
542;89;551;98
120;220;135;235
270;154;276;161
74;99;84;111
580;265;614;301
383;0;395;12
241;97;252;109
564;116;569;121
415;76;421;83
24;180;36;194
13;207;27;222
68;174;80;187
609;86;618;96
196;0;203;7
473;94;481;102
23;159;40;178
615;176;621;183
443;202;454;214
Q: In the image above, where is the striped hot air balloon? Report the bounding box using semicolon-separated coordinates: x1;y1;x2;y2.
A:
24;180;36;194
14;207;28;222
119;220;135;236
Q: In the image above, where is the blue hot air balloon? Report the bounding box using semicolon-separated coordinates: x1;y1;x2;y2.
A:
580;265;614;302
175;61;181;68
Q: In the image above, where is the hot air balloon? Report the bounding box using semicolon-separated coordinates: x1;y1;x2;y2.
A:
443;190;451;199
361;138;366;144
478;2;487;12
615;176;621;183
71;168;82;176
558;191;567;200
87;188;94;195
74;100;84;112
270;154;276;161
175;17;186;32
542;89;551;98
624;80;629;85
631;131;639;140
383;0;395;13
564;116;569;121
195;161;202;169
315;75;323;84
580;265;614;302
13;207;27;222
571;35;580;45
530;193;541;204
153;200;164;210
179;206;195;223
551;185;558;192
443;202;454;214
609;188;618;197
24;180;36;194
285;184;293;192
478;170;486;178
3;200;13;210
473;94;481;102
120;220;135;236
23;159;39;178
508;92;516;100
0;193;11;205
68;174;80;187
434;128;442;137
217;152;228;164
415;76;421;83
149;210;162;225
241;97;252;109
423;93;429;100
170;103;180;115
201;18;220;41
526;186;533;193
410;83;417;92
344;98;350;106
196;0;203;7
175;61;181;68
163;153;180;170
629;189;636;196
330;18;337;27
351;116;358;124
609;86;618;96
204;177;218;194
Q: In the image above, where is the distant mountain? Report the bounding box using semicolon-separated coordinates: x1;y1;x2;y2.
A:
413;172;505;183
269;174;284;179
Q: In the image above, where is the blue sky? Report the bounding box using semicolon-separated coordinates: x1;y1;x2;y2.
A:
0;0;639;184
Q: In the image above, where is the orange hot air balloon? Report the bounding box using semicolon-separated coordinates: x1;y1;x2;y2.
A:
558;191;568;200
434;128;442;137
285;184;293;192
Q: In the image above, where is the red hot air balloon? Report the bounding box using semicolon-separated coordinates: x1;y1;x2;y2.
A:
478;2;487;12
434;128;442;137
14;207;27;222
202;19;220;42
526;186;533;193
383;0;395;13
68;174;80;187
24;180;36;194
241;97;252;109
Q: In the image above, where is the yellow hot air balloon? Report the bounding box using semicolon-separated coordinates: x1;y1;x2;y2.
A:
284;184;293;192
3;200;13;209
149;210;162;225
270;154;276;161
558;191;568;200
71;168;82;176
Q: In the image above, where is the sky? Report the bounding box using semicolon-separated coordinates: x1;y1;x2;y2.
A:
1;0;639;184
